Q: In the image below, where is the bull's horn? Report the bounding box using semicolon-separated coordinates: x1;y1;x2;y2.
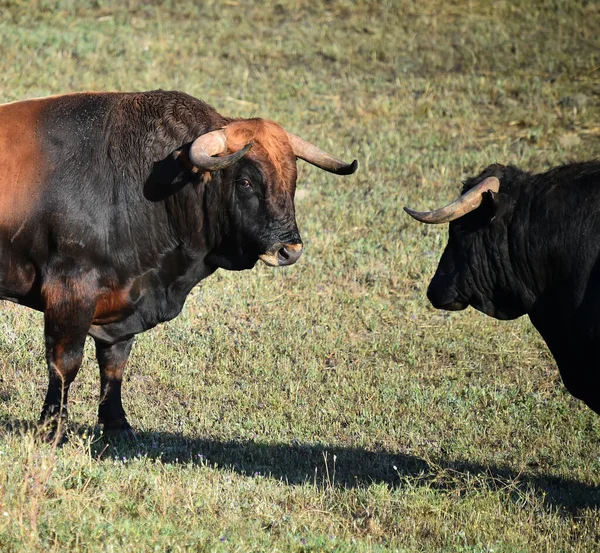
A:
189;129;253;171
286;132;358;175
403;176;501;224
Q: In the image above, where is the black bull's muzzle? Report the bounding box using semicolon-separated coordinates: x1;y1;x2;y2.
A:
259;242;303;267
427;273;469;312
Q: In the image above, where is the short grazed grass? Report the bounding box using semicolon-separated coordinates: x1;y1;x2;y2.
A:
0;0;600;551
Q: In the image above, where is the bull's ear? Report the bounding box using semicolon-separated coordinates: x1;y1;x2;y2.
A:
143;148;195;202
482;190;510;221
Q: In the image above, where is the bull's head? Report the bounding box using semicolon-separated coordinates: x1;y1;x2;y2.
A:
404;167;531;320
187;119;357;270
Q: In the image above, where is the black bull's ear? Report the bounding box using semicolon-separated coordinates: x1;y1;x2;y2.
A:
482;190;511;221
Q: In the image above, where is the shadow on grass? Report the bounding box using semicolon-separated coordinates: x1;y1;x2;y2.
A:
1;416;598;514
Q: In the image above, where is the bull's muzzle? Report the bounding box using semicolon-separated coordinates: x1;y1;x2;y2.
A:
427;285;468;312
259;243;303;267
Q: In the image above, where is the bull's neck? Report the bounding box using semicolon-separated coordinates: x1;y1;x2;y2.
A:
514;187;587;312
163;173;229;259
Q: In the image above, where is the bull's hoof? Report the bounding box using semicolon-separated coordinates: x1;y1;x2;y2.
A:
102;426;137;442
98;413;135;442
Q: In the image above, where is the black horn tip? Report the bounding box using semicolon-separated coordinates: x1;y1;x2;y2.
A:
336;159;359;175
238;140;254;156
214;140;253;170
220;140;253;167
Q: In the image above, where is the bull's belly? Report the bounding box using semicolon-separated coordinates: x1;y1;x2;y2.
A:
0;242;213;345
89;264;215;345
88;286;190;344
0;271;190;345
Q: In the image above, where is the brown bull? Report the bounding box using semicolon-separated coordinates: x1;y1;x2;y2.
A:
0;90;357;438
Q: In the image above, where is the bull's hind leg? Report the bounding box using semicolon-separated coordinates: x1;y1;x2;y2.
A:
38;275;97;438
95;337;136;440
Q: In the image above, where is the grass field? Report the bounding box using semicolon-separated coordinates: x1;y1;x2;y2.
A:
1;0;600;551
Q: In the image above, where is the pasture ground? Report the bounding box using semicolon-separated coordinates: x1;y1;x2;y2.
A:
1;0;600;551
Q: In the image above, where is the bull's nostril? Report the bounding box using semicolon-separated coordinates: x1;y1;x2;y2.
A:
277;244;303;266
277;246;291;264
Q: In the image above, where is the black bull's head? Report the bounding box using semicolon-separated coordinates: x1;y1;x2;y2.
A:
185;119;358;269
404;172;530;321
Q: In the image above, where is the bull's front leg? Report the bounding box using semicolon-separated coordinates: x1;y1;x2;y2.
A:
38;275;97;439
95;336;136;440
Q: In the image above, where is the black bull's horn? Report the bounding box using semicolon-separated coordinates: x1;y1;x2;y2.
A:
404;176;500;224
188;128;358;175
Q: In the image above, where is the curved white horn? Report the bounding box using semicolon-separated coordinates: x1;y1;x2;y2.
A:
404;176;500;224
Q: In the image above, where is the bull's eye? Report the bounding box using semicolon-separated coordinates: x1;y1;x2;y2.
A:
238;178;252;190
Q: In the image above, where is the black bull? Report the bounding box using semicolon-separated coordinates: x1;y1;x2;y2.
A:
0;90;357;438
405;161;600;416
